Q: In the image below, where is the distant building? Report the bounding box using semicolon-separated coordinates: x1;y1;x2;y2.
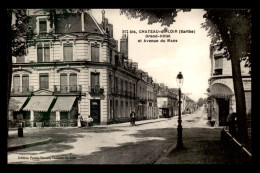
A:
207;42;251;126
155;84;178;118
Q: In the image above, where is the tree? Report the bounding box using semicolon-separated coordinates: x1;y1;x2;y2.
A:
6;9;29;113
197;97;206;107
120;8;251;144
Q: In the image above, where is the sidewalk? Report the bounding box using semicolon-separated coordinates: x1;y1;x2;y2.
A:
96;118;169;128
155;127;252;164
8;135;51;152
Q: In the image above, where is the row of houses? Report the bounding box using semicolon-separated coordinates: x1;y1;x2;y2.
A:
8;9;197;127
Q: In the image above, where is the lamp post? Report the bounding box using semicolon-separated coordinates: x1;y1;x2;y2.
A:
176;72;184;149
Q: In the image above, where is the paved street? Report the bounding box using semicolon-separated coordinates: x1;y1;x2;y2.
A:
8;108;245;164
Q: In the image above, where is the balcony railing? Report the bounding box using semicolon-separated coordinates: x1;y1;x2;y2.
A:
88;85;104;96
54;85;82;94
11;86;34;94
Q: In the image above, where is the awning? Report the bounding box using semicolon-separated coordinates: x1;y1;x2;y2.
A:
8;97;28;111
209;83;233;98
51;97;76;112
23;96;55;112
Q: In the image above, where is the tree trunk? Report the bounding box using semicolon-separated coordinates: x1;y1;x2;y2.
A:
6;9;12;117
229;48;248;145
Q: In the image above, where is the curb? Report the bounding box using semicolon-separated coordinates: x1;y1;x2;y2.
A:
222;129;252;157
8;137;52;152
154;144;176;164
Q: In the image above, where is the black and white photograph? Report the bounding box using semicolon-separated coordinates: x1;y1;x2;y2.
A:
5;8;252;164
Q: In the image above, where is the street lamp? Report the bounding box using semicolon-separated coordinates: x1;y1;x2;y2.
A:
176;72;184;149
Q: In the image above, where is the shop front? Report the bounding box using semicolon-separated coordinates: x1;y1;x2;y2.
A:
208;83;234;126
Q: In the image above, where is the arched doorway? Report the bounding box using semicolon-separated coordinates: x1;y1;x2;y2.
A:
210;83;233;126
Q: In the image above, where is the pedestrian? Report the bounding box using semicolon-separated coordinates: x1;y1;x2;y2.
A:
226;112;237;137
77;115;82;128
130;111;136;126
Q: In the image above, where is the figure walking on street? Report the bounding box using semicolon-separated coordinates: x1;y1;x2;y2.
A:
130;111;136;126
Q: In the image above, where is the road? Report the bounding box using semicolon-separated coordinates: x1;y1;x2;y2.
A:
8;108;214;164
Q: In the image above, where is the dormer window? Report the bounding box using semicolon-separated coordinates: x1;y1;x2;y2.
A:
39;19;47;33
36;16;51;34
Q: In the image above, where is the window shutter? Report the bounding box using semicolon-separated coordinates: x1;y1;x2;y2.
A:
37;46;43;62
13;75;20;88
40;73;49;89
69;73;77;86
91;73;99;88
91;45;99;62
44;44;50;62
64;43;73;61
22;74;29;92
60;73;68;86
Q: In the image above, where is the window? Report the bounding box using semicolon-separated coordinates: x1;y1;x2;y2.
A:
115;77;118;94
125;101;128;115
69;73;77;91
13;74;20;92
39;73;49;89
109;49;112;63
60;73;68;92
37;44;50;62
125;81;128;92
16;56;25;63
91;44;99;62
44;44;50;62
91;72;100;89
60;73;77;92
109;75;112;93
64;43;73;61
37;45;43;62
214;56;223;69
115;100;118;117
121;101;124;116
39;19;47;33
121;79;124;94
22;74;29;92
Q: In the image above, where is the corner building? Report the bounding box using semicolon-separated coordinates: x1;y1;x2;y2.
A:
207;42;251;126
8;9;158;126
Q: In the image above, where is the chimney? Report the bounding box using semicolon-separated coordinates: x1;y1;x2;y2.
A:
101;9;107;32
115;40;118;52
120;34;128;58
132;62;138;69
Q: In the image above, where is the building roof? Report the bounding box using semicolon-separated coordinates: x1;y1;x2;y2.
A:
23;96;55;112
51;97;76;112
9;97;28;112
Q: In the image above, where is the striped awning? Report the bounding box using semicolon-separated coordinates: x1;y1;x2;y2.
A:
210;83;233;98
51;97;76;112
23;96;55;112
8;97;28;111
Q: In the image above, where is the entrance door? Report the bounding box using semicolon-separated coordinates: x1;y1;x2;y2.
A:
217;98;229;126
90;99;100;124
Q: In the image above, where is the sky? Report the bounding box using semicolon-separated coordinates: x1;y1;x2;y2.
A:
91;9;211;101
